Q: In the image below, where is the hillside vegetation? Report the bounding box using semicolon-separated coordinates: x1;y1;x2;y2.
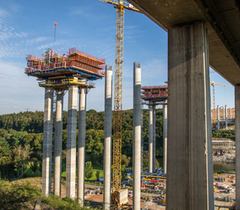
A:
0;109;163;179
0;109;235;180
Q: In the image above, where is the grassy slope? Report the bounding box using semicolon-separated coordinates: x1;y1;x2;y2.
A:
61;165;104;181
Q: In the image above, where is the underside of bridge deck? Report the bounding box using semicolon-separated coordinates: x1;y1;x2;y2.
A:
128;0;240;85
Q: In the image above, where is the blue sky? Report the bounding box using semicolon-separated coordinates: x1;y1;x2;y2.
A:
0;0;234;115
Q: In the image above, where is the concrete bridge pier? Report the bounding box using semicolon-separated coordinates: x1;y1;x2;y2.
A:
148;104;153;173
133;62;141;210
103;65;113;210
235;85;240;209
223;107;225;121
163;100;167;173
66;84;78;199
152;103;156;172
225;105;228;130
42;87;54;196
54;90;64;196
77;85;87;206
166;22;214;210
217;105;220;130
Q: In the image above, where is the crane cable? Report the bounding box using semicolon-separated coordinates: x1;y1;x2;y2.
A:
54;22;57;46
53;0;58;46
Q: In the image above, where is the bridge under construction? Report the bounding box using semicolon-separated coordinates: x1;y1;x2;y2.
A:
25;47;106;205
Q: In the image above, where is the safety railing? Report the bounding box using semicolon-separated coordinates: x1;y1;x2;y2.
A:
26;55;43;61
26;61;105;76
54;61;66;69
141;92;168;98
69;47;105;63
141;85;168;89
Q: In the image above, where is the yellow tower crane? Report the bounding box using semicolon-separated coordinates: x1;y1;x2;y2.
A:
99;0;140;206
210;81;232;109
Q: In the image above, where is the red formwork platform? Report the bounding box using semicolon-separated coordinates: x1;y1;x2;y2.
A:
141;85;168;102
25;48;105;79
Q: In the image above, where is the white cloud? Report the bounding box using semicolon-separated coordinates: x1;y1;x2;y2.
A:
26;36;48;45
0;8;9;19
0;61;43;115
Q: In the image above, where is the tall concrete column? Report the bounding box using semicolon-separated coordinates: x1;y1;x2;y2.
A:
148;105;153;173
133;62;141;210
217;105;220;130
152;104;156;172
42;87;54;196
163;100;167;173
236;85;240;209
225;105;228;130
66;85;78;199
103;65;113;210
230;108;232;120
54;90;63;196
223;107;225;121
167;22;214;210
77;86;87;206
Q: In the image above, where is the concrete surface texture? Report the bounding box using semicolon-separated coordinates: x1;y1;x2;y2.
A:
163;100;167;173
223;107;225;121
166;22;213;210
103;65;113;210
77;86;87;206
148;105;153;173
235;85;240;209
133;62;141;210
42;87;54;196
152;104;156;172
54;90;63;196
66;85;78;199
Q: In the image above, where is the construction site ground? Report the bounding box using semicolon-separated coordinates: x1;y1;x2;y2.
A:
13;174;236;209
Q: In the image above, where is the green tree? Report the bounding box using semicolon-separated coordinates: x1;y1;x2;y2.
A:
12;145;32;178
0;137;13;177
121;165;127;182
96;170;100;181
85;161;93;179
121;154;130;167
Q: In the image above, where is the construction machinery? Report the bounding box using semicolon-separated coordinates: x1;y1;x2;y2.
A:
210;81;232;110
99;0;140;206
159;193;166;205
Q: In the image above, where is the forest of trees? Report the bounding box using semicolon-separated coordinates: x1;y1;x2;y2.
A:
0;109;235;179
0;109;164;179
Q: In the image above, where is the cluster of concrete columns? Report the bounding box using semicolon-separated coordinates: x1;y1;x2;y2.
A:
42;64;142;209
42;83;87;205
148;101;167;173
216;105;231;130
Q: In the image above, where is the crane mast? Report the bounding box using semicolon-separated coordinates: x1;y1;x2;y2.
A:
210;81;232;109
113;4;124;191
99;0;140;200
